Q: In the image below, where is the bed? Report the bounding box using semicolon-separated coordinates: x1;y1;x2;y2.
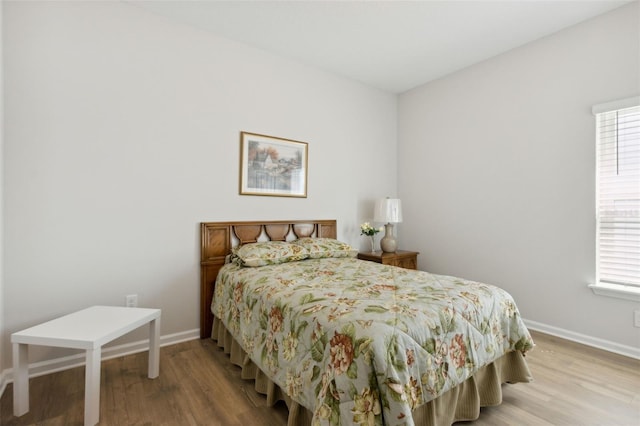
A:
200;220;533;426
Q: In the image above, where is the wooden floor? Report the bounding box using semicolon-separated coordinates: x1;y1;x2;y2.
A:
1;330;638;425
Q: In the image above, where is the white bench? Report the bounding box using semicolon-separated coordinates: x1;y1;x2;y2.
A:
12;305;161;425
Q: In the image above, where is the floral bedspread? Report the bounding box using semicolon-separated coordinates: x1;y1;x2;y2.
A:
212;257;533;426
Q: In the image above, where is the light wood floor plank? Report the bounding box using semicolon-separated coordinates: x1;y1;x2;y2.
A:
1;331;638;425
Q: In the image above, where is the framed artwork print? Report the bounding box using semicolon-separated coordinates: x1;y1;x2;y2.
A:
239;131;308;197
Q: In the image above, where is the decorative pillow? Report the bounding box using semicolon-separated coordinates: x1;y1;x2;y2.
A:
291;237;357;259
232;241;309;267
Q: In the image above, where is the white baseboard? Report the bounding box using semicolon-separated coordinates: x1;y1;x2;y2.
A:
0;328;200;391
524;319;640;360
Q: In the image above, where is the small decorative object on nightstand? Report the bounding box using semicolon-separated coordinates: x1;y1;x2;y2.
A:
357;250;419;270
360;222;383;252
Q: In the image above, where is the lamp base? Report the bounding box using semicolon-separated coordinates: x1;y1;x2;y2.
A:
380;223;397;253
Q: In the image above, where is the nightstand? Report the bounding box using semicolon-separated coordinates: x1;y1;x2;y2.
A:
357;250;419;270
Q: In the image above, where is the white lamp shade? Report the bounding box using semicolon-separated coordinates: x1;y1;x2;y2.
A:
373;198;403;223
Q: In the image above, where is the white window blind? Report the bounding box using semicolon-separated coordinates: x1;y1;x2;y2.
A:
594;99;640;288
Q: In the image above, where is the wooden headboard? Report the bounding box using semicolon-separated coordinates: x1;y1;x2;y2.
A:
199;219;337;338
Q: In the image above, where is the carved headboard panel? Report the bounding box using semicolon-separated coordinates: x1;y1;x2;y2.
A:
199;220;337;338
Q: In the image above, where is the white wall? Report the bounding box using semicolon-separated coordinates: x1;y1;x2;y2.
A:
0;0;5;393
1;1;397;369
398;2;640;351
4;0;637;379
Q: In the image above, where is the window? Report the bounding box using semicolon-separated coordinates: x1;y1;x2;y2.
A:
591;97;640;301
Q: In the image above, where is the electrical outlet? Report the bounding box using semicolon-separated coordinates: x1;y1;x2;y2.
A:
634;310;640;328
125;294;138;308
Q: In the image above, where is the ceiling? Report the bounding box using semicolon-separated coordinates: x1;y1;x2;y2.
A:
128;0;633;93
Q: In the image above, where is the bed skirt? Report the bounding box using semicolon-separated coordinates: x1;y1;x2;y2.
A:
211;316;532;426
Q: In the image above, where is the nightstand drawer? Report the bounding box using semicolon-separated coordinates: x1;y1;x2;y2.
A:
357;250;419;270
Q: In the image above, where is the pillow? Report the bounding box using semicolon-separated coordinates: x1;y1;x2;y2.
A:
291;237;357;259
232;241;309;267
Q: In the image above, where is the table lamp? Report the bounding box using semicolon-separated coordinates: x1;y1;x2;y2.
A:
374;197;402;253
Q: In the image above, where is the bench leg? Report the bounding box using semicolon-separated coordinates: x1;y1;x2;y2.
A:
148;316;160;378
84;347;101;426
12;343;29;416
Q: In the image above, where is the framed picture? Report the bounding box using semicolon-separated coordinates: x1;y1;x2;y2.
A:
239;131;308;197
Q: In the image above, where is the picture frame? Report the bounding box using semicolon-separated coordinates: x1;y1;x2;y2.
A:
239;131;308;197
